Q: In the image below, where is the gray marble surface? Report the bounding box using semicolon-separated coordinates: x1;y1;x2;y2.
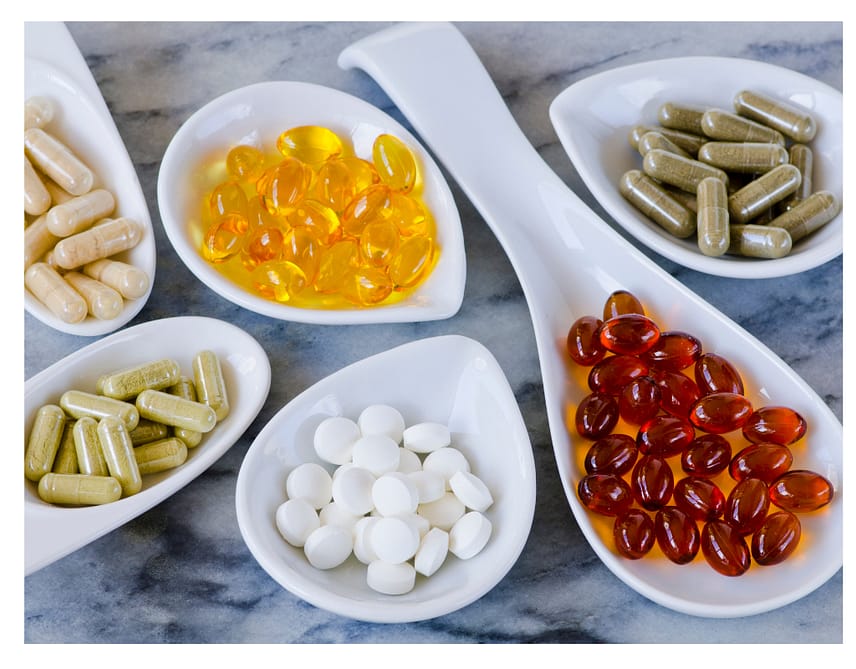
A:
24;21;843;644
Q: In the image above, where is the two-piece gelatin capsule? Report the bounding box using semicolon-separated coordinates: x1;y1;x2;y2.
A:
192;350;230;422
24;127;94;196
636;131;691;159
46;189;115;237
642;149;729;194
657;102;707;136
167;376;203;447
767;190;840;243
60;389;140;431
783;144;813;208
619;170;696;239
696;176;729;257
136;389;217;433
62;271;124;320
733;90;817;143
24;156;52;216
727;224;792;259
24;404;66;481
37;473;122;506
82;258;150;299
52;422;79;474
72;416;109;477
24;262;88;324
97;416;143;497
727;163;801;224
628;125;707;154
697;142;788;174
99;358;182;400
25;96;55;130
52;217;143;269
700;109;785;145
134;437;188;475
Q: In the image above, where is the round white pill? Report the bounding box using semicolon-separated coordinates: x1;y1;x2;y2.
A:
366;560;416;595
275;498;320;548
303;524;353;570
414;527;449;577
286;462;333;510
417;491;466;531
353;516;380;564
399;511;431;539
372;472;419;517
402;421;451;453
449;511;492;560
370;516;420;564
396;447;422;474
352;434;401;476
408;469;446;504
449;470;494;512
319;501;362;531
314;416;360;465
422;447;471;488
331;465;376;516
358;404;406;443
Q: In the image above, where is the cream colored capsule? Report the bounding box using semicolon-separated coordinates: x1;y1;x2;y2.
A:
192;350;230;422
657;102;707;135
167;377;203;447
38;473;122;506
700;109;785;145
24;127;94;196
72;416;109;476
24;96;55;130
97;416;142;496
134;437;188;475
46;189;115;237
24;155;52;216
82;258;150;299
642;149;729;194
24;262;88;324
63;271;124;321
619;170;696;238
100;358;182;401
727;164;801;224
768;191;840;242
728;224;792;259
24;216;60;270
628;125;707;154
136;389;217;433
698;142;788;174
24;404;66;481
52;421;79;474
734;89;817;143
43;178;73;205
52;217;143;270
637;131;691;159
696;177;730;257
60;389;140;431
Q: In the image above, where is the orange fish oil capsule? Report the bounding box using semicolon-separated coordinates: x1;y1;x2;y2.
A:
314;240;359;294
694;353;744;395
241;224;285;269
769;470;834;512
599;313;660;355
752;510;801;565
276;125;344;165
636;414;695;458
724;477;769;535
313;158;358;212
729;442;793;483
688;392;754;434
209;181;249;220
603;289;645;319
360;218;401;267
24;127;94;196
372;133;417;193
225;144;265;180
642;330;702;372
654;369;701;417
342;184;394;237
673;476;725;522
250;260;307;302
52;217;144;270
260;158;314;216
287;199;341;244
341;266;394;306
654;507;700;564
203;214;250;263
282;227;322;282
733;90;817;143
681;434;732;477
566;315;606;366
389;234;433;288
742;406;807;445
24;262;88;324
701;520;750;576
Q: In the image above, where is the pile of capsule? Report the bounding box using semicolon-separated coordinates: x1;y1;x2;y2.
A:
24;96;150;324
567;290;834;576
24;352;229;506
198;125;438;308
621;89;841;259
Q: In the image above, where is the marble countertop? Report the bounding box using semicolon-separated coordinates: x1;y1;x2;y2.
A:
24;21;842;644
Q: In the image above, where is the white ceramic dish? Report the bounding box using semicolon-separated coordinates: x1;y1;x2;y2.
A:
549;56;842;279
24;22;156;335
235;335;536;623
339;22;842;618
24;316;271;575
157;81;466;325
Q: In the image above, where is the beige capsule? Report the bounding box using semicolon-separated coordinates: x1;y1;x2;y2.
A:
657;102;707;135
97;416;142;497
628;124;708;154
167;376;203;447
100;358;182;401
52;421;79;474
637;131;691;159
46;189;115;237
38;473;122;506
619;170;696;238
24;155;52;216
52;217;143;270
24;215;60;270
136;389;217;434
60;389;140;431
767;191;840;242
72;416;109;477
24;96;55;130
24;127;94;196
696;177;730;257
134;437;188;476
642;149;729;194
700;109;785;145
727;164;802;224
698;142;788;174
24;404;66;482
733;89;817;143
728;224;792;259
24;262;88;324
192;350;230;422
63;271;124;321
82;258;150;299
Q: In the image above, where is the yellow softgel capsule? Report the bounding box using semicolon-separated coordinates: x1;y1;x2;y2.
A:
82;258;150;299
372;133;417;193
341;266;393;306
209;181;249;220
24;404;66;482
241;224;286;270
313;158;359;213
46;188;115;237
134;437;188;475
60;389;140;431
314;240;359;294
390;234;434;288
226;144;265;180
192;350;230;422
282;227;322;282
287;199;341;244
24;128;94;197
167;377;203;448
100;358;182;401
97;416;142;497
24;155;52;216
342;184;394;237
63;271;124;321
360;218;400;267
24;262;88;324
136;389;217;433
38;473;122;506
250;260;307;303
389;192;429;237
52;421;79;474
276;125;344;165
52;217;143;270
202;213;249;263
72;416;109;476
259;158;314;216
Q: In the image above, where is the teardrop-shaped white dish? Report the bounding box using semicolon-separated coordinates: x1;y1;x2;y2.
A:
549;56;842;278
235;335;536;623
24;22;156;335
24;316;271;575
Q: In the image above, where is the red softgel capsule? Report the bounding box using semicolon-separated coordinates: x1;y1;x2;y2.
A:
729;442;793;483
752;510;802;566
575;392;619;439
681;434;732;477
742;406;807;445
701;520;751;577
567;315;605;366
654;370;701;418
584;433;638;476
619;376;661;425
689;392;754;434
674;476;725;521
588;355;649;395
654;507;700;564
578;474;633;516
631;454;674;511
603;289;645;319
613;509;655;559
769;470;834;512
599;314;660;356
694;353;744;395
724;478;770;535
637;415;695;457
642;331;702;372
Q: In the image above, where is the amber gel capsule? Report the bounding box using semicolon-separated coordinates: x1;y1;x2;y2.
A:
38;473;122;506
619;170;696;239
97;416;142;497
696;176;729;257
733;90;817;143
24;404;66;481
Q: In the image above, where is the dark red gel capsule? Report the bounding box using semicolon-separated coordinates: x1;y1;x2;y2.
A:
673;476;725;521
724;477;770;535
603;289;645;319
599;314;660;356
637;415;695;457
752;510;801;566
654;370;701;418
588;355;649;395
681;434;732;477
584;433;638;476
567;315;605;366
642;330;702;372
619;376;661;425
689;392;754;434
701;520;751;576
575;392;619;439
613;509;655;559
631;455;674;511
578;474;633;516
694;353;744;396
769;470;834;512
729;442;793;483
742;406;807;445
654;506;700;564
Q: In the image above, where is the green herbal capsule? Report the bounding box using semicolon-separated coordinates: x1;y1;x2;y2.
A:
619;169;696;238
24;404;66;481
698;142;788;174
657;102;707;135
72;416;109;476
727;164;801;224
128;418;170;446
38;473;122;506
696;177;730;257
99;358;182;400
628;125;708;154
637;131;691;159
97;416;143;497
136;389;217;433
733;90;817;143
782;144;814;210
767;191;840;242
134;437;188;475
700;109;785;145
60;389;139;431
192;350;230;422
728;224;792;259
167;376;203;448
52;421;79;474
642;149;729;194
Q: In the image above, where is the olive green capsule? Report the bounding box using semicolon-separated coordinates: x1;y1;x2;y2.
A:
700;109;785;145
136;389;217;433
72;416;109;477
767;191;841;242
24;404;66;481
696;177;730;257
128;418;170;446
38;473;122;506
628;125;708;154
663;185;698;213
60;389;139;431
727;164;802;224
637;131;691;159
782;144;814;210
733;89;817;143
193;350;230;422
619;170;697;238
657;102;707;135
99;358;182;401
167;376;203;448
134;437;188;475
728;224;792;259
97;416;142;497
52;421;79;474
698;142;788;174
642;149;729;194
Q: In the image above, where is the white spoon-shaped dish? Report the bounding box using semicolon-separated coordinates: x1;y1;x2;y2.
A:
339;22;842;618
236;335;536;623
24;22;156;336
24;316;271;575
549;56;842;278
157;81;465;325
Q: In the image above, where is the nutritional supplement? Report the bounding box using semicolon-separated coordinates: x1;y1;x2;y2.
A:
636;131;691;159
51;422;79;474
134;437;188;475
701;519;750;576
733;89;817;142
727;164;801;224
166;376;203;447
700;109;784;144
698;142;788;174
24;96;55;130
62;271;124;321
46;189;115;237
24;156;52;216
767;190;840;243
727;224;792;259
73;416;109;476
628;125;707;154
135;389;217;433
752;511;801;565
192;350;230;422
784;144;813;208
52;217;143;270
24;127;94;196
642;149;729;194
696;176;729;257
657;102;706;135
97;415;143;497
60;389;139;430
619;169;696;238
100;359;182;401
24;262;88;324
37;473;122;506
24;404;66;481
82;258;150;299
